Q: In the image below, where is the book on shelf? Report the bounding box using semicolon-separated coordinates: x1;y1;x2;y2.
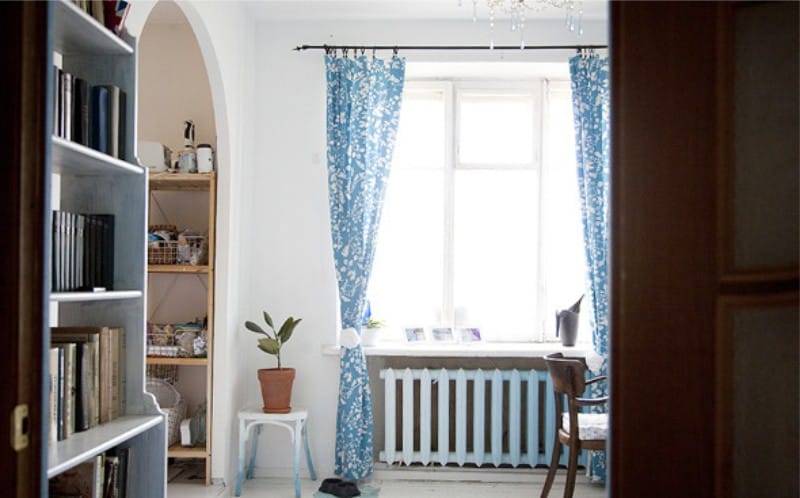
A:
54;66;62;137
51;211;115;292
103;1;131;35
63;343;77;438
90;0;105;27
97;85;125;159
90;85;108;154
49;347;59;444
55;345;65;440
51;331;98;432
50;326;123;433
62;71;73;142
103;453;119;498
72;76;90;147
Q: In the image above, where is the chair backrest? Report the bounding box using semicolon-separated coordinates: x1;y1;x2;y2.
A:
544;352;587;397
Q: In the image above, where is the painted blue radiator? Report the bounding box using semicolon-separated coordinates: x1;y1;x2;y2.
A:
378;368;587;468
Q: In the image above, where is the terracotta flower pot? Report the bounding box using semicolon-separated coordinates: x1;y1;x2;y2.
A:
257;368;295;414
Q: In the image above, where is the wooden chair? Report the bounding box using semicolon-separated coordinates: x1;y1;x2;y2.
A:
541;352;608;498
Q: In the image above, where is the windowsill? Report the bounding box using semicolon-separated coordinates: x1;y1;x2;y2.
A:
321;342;593;358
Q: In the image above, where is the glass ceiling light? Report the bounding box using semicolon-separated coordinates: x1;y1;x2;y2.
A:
460;0;584;49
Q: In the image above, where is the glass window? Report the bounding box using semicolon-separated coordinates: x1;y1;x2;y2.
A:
368;78;587;344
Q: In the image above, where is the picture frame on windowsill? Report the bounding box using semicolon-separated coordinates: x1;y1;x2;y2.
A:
403;327;427;343
457;327;482;344
431;327;455;343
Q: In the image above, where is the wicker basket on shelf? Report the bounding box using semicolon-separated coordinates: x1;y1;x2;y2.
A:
148;224;178;265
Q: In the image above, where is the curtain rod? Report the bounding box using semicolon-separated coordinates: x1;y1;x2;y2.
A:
294;44;607;52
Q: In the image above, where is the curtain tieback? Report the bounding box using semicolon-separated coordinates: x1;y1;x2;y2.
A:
341;327;361;349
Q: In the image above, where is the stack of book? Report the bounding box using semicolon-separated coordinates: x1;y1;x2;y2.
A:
49;326;126;443
70;0;131;36
53;68;126;160
49;445;131;498
51;211;114;292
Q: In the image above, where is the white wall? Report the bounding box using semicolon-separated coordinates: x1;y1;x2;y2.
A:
126;0;256;487
138;19;216;153
245;17;608;479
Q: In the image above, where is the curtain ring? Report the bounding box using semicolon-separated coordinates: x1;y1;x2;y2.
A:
393;46;399;57
372;47;376;59
360;47;366;56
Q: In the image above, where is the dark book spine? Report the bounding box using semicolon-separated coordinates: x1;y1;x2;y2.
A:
57;67;65;138
118;89;126;160
76;214;85;290
90;86;108;154
52;211;59;292
97;214;115;290
76;342;89;431
57;347;64;441
101;85;121;158
72;77;90;146
66;212;74;291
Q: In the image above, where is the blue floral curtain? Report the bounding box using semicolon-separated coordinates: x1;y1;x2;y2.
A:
569;52;610;483
326;53;405;480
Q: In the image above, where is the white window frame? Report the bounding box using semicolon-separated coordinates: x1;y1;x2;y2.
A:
389;79;557;342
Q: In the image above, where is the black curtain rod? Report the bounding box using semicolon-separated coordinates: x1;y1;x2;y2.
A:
294;44;607;52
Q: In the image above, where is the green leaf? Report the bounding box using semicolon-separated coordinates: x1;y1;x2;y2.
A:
257;337;280;356
278;317;302;343
263;311;274;329
245;321;268;336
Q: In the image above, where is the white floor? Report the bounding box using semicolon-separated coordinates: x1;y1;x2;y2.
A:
168;476;606;498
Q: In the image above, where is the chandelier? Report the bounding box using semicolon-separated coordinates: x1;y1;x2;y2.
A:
461;0;584;48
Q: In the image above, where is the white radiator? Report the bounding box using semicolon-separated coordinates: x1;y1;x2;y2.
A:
378;368;587;468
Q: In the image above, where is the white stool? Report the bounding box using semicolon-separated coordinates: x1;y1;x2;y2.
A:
235;407;317;497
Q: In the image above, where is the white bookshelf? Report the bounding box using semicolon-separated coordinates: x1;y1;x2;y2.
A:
46;1;167;496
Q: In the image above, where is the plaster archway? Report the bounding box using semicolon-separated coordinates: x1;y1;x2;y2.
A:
126;0;236;485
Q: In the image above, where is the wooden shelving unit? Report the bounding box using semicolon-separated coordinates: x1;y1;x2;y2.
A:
146;171;216;484
46;1;167;496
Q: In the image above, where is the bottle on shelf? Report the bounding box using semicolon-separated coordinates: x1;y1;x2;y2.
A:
177;120;197;173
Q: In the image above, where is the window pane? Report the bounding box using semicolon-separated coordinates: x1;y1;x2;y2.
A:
458;92;534;165
453;170;539;341
369;170;445;328
392;90;445;169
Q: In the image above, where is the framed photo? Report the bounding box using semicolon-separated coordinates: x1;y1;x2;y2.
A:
458;327;482;343
431;327;455;343
404;327;427;343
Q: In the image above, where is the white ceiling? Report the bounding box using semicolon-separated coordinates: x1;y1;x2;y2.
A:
147;0;608;24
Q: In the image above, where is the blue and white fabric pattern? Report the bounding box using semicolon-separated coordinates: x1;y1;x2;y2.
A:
569;52;609;483
325;53;405;481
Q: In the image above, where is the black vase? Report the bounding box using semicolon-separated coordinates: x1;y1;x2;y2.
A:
556;310;579;347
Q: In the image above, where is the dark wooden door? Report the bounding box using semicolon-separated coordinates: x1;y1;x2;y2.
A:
610;1;798;496
0;2;49;497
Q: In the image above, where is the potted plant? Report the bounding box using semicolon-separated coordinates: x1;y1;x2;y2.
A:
245;310;301;413
361;317;385;347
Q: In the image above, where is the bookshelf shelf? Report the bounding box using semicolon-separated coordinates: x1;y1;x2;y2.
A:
148;172;215;191
52;136;144;176
47;415;162;478
168;444;208;459
148;265;210;274
53;0;133;56
50;290;143;303
147;357;208;366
